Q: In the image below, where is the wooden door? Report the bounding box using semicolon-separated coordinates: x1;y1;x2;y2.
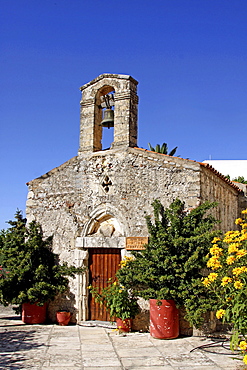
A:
88;248;121;321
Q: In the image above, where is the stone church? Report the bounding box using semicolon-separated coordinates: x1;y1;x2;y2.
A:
26;73;247;324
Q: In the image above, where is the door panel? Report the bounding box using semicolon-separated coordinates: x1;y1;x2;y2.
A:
88;248;121;321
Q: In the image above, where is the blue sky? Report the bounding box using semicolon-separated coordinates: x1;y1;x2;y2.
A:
1;0;247;229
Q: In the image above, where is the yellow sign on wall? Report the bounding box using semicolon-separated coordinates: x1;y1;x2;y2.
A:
125;237;148;250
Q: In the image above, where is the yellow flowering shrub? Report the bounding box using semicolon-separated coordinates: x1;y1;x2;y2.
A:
234;280;243;289
236;249;247;259
235;218;243;225
119;256;134;268
226;255;235;265
232;266;247;276
207;256;222;270
221;276;232;286
244;355;247;365
228;243;239;254
202;209;247;365
202;277;210;287
210;245;223;256
208;272;218;282
216;309;225;319
239;340;247;350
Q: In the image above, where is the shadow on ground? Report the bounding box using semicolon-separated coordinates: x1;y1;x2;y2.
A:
0;326;43;369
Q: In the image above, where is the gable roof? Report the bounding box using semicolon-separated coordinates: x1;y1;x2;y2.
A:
199;162;242;192
132;147;242;193
26;147;242;193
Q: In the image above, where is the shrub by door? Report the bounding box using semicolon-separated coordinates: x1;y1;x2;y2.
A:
88;248;121;321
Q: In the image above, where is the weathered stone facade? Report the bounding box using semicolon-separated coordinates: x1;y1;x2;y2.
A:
26;74;247;326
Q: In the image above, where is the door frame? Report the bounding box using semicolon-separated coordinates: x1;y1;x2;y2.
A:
88;247;122;321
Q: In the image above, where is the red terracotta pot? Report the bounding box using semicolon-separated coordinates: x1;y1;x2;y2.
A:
116;318;132;332
22;302;47;324
149;299;179;339
56;311;71;326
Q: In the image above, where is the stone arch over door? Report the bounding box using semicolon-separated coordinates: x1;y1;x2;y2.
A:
83;203;129;238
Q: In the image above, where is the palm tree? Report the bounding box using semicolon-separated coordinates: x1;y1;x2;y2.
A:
148;142;178;156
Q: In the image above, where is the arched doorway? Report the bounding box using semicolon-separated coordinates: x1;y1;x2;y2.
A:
83;209;127;321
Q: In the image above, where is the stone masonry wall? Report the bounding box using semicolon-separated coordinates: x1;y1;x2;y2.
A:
26;148;203;320
200;165;240;232
26;147;243;322
27;148;204;242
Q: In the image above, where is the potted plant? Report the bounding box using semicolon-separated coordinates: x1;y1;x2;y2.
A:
117;199;219;339
0;211;84;324
56;310;72;326
89;278;139;332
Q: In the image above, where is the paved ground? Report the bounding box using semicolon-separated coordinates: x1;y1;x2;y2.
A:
0;306;246;370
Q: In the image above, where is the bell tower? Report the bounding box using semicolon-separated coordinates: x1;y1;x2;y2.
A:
78;74;139;153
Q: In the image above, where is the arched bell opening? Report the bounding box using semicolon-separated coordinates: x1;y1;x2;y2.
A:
95;85;115;151
79;74;139;154
102;124;114;150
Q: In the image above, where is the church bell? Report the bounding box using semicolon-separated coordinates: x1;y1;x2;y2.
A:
100;108;114;129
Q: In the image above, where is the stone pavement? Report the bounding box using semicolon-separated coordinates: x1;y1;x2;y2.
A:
0;306;246;370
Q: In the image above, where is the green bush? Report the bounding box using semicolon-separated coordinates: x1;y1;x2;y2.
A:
89;279;139;320
0;211;84;310
117;199;220;327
